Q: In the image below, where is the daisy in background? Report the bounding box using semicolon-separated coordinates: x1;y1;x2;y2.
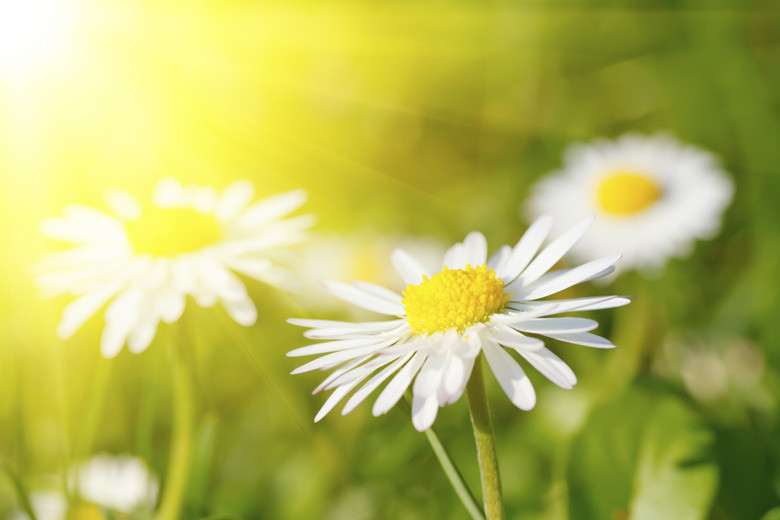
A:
10;454;158;520
288;215;629;432
35;177;313;358
526;133;733;274
71;454;159;514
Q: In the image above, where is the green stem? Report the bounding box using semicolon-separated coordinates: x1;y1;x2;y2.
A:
466;355;505;520
424;427;485;520
2;460;37;520
155;326;195;520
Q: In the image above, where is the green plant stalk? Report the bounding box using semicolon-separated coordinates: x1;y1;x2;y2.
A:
155;327;195;520
466;355;505;520
2;460;37;520
424;427;485;520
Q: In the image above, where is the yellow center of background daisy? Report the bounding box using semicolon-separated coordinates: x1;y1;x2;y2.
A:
125;207;221;257
596;171;662;215
402;264;507;335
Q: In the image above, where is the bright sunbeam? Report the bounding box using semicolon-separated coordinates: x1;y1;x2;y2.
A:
0;0;78;81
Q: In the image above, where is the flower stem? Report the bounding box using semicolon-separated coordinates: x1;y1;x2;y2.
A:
424;427;485;520
466;355;505;520
155;326;195;520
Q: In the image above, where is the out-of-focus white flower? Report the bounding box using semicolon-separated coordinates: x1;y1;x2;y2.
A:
526;133;733;274
70;454;159;513
658;335;767;406
289;216;629;431
10;490;66;520
35;178;313;358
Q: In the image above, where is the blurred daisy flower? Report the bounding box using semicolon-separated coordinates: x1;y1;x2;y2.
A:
36;178;313;358
10;490;66;520
288;216;629;431
11;455;158;520
526;133;734;273
71;454;159;514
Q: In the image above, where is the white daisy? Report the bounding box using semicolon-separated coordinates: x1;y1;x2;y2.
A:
36;177;313;358
526;133;734;273
70;454;159;513
10;490;67;520
288;216;629;432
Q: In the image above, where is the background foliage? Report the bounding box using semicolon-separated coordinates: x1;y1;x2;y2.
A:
1;0;779;518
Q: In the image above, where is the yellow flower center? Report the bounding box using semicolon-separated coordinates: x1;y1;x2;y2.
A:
66;502;106;520
596;171;662;215
402;264;507;335
124;206;221;257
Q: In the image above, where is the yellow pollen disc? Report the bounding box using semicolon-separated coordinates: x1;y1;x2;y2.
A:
67;502;106;520
124;207;221;257
402;264;507;335
596;171;662;216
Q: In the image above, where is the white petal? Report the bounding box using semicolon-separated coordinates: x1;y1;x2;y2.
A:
152;178;184;208
127;314;159;354
234;189;308;230
324;281;404;316
287;336;395;358
301;320;407;340
486;326;545;351
100;317;134;358
41;206;127;245
157;290;186;324
545;332;616;349
516;254;622;300
195;259;248;302
372;352;426;416
105;189;141;220
442;352;473;402
412;354;447;397
342;352;413;415
487;245;512;273
351;281;404;306
513;317;598;334
461;232;488;267
482;342;536;410
498;215;554;281
450;331;483;359
313;355;372;394
510;296;630;315
518;347;577;389
514;215;595;287
411;393;439;432
442;243;464;269
391;249;430;286
216;180;255;223
57;280;124;339
315;382;360;423
221;258;273;281
291;340;396;373
222;296;257;326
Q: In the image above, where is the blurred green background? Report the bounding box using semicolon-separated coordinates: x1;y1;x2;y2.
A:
1;0;779;518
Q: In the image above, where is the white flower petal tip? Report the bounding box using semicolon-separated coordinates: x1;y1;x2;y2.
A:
527;133;733;274
290;218;625;429
37;181;309;359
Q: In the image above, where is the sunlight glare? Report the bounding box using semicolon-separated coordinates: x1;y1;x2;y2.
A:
0;0;78;81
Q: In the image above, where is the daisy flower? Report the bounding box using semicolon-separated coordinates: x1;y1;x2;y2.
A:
36;177;313;358
71;454;159;513
526;133;734;273
288;216;629;432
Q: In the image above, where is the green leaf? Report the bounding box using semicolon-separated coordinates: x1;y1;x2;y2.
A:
567;388;718;520
761;508;780;520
